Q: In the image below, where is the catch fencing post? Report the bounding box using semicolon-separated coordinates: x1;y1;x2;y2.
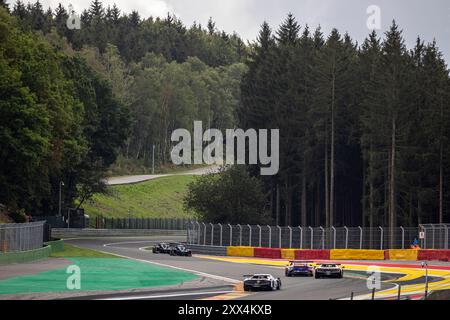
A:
258;225;262;247
309;226;314;249
228;224;232;246
379;226;384;250
238;224;242;247
278;226;282;248
219;224;223;247
423;226;427;249
188;221;195;244
320;227;325;249
344;226;349;249
400;226;405;249
248;225;252;247
432;225;435;249
187;222;191;244
268;226;272;248
331;226;337;249
196;221;201;245
446;226;449;250
210;223;214;246
359;226;363;249
203;222;207;245
299;227;303;249
288;226;293;249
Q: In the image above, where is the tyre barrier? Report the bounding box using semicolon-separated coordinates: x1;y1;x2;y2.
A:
226;246;255;257
281;249;296;260
385;249;419;261
295;250;330;260
330;249;385;260
187;245;228;256
205;246;450;262
418;250;450;262
254;248;282;259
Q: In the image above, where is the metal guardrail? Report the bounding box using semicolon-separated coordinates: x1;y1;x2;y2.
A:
186;244;228;256
51;228;187;239
186;223;450;250
0;221;45;253
92;217;190;230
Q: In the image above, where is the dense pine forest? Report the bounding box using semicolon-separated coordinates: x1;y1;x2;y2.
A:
0;1;449;229
239;15;450;229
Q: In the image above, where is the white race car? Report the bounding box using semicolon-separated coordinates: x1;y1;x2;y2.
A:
314;263;344;279
243;274;282;291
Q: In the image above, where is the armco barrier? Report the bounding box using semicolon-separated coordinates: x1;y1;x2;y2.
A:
295;250;330;260
254;248;281;259
227;246;255;257
330;249;385;260
0;246;51;265
187;245;227;256
385;249;419;261
281;249;296;260
418;250;450;262
52;228;186;238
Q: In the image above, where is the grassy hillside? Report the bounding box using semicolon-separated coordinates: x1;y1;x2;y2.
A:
83;175;196;219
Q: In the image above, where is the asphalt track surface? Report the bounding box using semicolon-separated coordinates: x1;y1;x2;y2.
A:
65;237;394;300
106;166;220;186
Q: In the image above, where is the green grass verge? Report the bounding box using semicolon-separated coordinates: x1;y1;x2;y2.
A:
83;175;196;219
0;257;198;295
50;244;118;258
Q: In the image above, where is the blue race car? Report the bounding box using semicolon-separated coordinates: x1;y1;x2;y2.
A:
285;261;315;277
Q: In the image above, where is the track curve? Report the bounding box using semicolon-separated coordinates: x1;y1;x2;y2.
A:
65;237;392;300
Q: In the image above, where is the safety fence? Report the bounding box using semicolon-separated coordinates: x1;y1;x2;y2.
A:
92;217;190;230
421;224;450;250
187;223;450;250
0;221;45;253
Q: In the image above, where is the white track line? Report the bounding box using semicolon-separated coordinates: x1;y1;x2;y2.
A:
98;291;235;301
90;243;240;284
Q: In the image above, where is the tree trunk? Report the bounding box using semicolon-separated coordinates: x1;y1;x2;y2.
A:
285;180;291;226
325;124;330;228
439;98;444;224
330;65;336;229
362;160;366;228
369;143;374;247
276;183;280;226
301;170;307;226
316;181;320;227
389;117;396;248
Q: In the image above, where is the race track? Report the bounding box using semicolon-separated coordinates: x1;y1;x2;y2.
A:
65;237;394;300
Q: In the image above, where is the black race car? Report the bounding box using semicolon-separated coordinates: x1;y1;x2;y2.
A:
169;243;192;257
243;274;282;291
314;263;344;279
152;242;171;254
